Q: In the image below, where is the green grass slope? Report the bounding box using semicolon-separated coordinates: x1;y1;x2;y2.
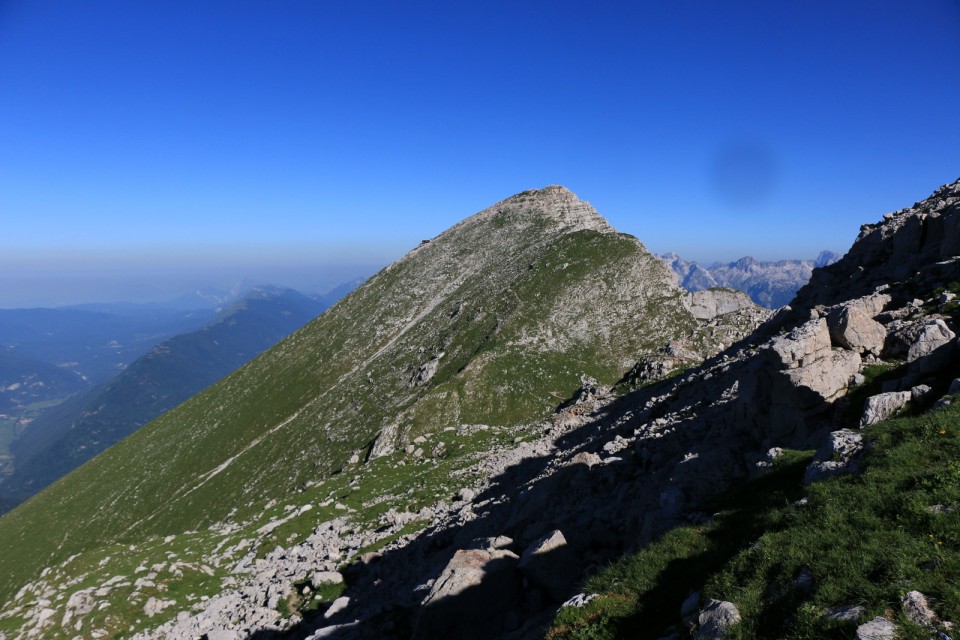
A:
550;397;960;640
0;186;697;610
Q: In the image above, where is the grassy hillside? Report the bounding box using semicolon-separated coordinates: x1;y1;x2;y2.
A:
550;396;960;639
0;187;697;616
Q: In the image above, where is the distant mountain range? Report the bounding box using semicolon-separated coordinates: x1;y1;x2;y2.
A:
0;286;334;512
661;250;841;308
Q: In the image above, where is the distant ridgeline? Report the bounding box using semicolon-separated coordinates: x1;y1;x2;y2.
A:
0;286;334;513
661;250;841;309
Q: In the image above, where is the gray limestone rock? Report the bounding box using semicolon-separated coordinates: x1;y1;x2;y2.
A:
143;596;175;618
767;319;832;370
856;616;896;640
908;319;956;362
697;599;741;638
518;529;578;601
804;430;864;484
902;590;941;629
912;384;933;402
823;604;865;623
323;596;350;620
414;548;520;640
828;306;887;355
311;571;343;586
860;391;911;427
562;593;599;609
686;289;756;320
908;318;956;374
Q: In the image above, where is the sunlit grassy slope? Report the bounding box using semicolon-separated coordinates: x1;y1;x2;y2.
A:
0;187;696;609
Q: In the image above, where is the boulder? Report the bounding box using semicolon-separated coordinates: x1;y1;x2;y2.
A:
311;571;343;586
686;289;756;320
907;319;956;374
845;292;892;319
414;548;520;640
901;590;941;629
804;430;864;484
860;391;911;427
143;596;175;617
323;596;350;620
828;306;887;355
911;384;933;402
823;604;865;622
856;616;896;640
784;349;861;402
697;599;741;638
61;589;95;627
767;319;832;370
518;529;578;601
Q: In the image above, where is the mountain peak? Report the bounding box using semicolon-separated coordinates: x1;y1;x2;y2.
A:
470;185;613;234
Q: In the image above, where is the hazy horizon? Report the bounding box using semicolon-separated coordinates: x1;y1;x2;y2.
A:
0;243;844;309
2;2;958;308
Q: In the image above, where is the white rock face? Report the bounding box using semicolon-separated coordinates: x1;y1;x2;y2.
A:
311;571;343;586
322;596;349;620
768;319;832;369
415;548;520;640
143;597;175;617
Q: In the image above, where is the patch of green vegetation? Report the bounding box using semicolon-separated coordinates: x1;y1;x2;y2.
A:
551;402;960;640
549;449;813;639
838;361;903;427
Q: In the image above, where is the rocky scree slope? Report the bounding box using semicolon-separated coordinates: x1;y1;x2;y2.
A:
0;186;767;639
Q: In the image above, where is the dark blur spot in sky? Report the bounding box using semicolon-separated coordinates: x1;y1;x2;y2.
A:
709;140;779;211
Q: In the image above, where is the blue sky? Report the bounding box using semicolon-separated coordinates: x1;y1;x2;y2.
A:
1;1;958;306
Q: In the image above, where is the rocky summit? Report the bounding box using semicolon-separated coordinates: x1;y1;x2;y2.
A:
0;186;767;640
2;179;959;639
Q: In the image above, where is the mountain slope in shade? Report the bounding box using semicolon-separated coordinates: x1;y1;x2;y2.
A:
662;250;841;308
0;287;328;512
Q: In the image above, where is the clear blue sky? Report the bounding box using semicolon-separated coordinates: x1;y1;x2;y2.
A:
1;1;958;306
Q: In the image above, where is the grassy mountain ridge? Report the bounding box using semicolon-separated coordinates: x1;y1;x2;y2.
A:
0;186;701;613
